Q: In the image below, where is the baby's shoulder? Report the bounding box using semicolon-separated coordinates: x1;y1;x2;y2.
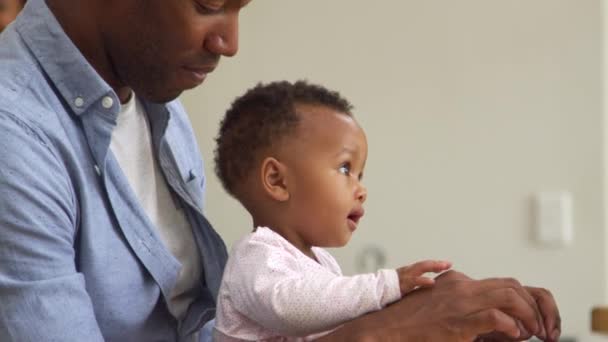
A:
224;227;307;280
230;227;296;258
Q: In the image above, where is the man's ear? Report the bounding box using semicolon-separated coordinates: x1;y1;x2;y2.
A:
260;157;289;202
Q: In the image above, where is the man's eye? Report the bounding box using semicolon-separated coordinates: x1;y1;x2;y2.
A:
194;1;224;14
339;163;351;175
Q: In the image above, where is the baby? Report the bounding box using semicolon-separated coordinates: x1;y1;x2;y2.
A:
213;80;451;341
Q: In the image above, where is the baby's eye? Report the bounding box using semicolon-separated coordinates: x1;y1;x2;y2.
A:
338;163;351;175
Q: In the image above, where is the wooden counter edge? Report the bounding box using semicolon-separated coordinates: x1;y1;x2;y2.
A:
592;306;608;333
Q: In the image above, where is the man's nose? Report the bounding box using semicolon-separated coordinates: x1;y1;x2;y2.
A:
204;13;239;57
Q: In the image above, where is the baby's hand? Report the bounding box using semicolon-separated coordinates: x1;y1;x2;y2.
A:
396;260;452;295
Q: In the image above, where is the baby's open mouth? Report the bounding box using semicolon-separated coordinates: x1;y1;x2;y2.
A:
347;207;365;224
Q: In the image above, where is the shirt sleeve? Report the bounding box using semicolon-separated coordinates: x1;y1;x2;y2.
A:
0;113;105;341
225;235;401;337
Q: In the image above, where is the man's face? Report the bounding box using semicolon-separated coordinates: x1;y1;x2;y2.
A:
101;0;251;103
0;0;24;32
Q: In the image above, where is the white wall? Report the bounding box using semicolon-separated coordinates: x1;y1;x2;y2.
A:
180;1;605;339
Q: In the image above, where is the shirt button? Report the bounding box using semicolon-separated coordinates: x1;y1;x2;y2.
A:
102;96;114;109
74;97;84;108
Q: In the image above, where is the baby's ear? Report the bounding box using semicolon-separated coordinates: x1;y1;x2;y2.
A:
260;157;289;202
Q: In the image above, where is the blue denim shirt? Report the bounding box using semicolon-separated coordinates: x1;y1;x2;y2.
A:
0;0;227;341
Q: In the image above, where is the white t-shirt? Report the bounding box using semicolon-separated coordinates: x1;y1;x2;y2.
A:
109;94;202;320
214;227;401;341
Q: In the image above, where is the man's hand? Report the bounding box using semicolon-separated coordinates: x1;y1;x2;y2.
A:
317;270;561;342
524;286;561;341
441;271;561;342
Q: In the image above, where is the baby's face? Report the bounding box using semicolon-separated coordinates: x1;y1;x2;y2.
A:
280;104;368;249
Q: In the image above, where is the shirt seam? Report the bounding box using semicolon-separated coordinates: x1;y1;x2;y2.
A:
0;109;79;240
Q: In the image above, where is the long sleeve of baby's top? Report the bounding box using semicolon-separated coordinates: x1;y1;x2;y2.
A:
215;227;401;339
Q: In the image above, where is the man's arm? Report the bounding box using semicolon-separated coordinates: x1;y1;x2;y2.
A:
316;270;561;342
0;113;104;341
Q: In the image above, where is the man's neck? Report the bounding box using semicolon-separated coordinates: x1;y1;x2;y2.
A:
46;0;130;102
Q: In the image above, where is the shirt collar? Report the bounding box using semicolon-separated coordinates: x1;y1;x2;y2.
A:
15;0;116;117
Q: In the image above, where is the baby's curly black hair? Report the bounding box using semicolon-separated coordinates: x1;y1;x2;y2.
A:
214;80;354;197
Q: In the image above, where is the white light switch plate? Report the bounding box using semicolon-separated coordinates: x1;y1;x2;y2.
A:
533;191;573;246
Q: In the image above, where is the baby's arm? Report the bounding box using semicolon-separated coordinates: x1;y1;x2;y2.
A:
396;260;452;295
227;240;402;337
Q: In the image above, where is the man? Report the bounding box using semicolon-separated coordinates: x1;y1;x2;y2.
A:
0;0;560;341
0;0;24;32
